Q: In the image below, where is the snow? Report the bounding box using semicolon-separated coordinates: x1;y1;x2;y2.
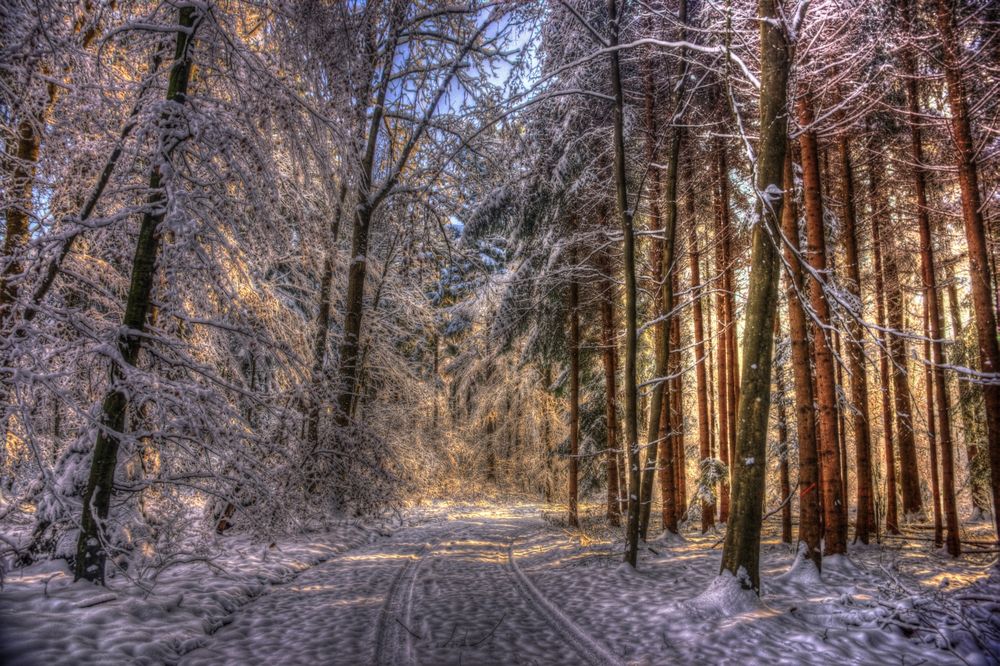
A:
2;503;997;665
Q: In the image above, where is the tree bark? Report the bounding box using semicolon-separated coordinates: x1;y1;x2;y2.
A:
715;137;732;524
870;164;900;535
923;296;944;548
608;0;641;569
75;6;198;583
935;0;1000;546
775;334;792;544
719;0;792;592
837;137;875;544
781;146;822;569
883;219;923;520
600;245;622;525
639;0;688;541
690;193;715;532
568;244;580;528
797;95;847;556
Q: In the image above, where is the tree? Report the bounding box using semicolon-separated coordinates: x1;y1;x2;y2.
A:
719;0;794;593
796;94;847;556
781;147;822;570
75;5;199;584
934;0;1000;546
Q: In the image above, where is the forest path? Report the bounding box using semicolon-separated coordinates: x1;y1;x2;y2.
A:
179;504;617;666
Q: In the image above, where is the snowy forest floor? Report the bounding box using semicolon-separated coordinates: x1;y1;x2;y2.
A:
2;501;999;665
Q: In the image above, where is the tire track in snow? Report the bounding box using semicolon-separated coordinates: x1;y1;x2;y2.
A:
373;524;459;666
506;534;623;666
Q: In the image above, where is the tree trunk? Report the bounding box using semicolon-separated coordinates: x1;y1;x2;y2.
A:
305;184;348;465
75;6;198;584
797;95;847;556
608;0;641;569
639;0;688;541
935;0;1000;546
883;222;923;520
600;246;622;525
719;0;792;592
923;297;944;548
715;138;732;524
781;146;822;569
837;137;875;544
568;246;580;528
775;332;792;544
945;265;991;521
690;195;715;532
869;156;900;535
904;51;960;554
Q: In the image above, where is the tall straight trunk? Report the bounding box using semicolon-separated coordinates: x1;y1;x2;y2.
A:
775;330;792;544
75;6;198;583
639;0;688;541
543;365;555;502
838;137;875;543
923;297;944;547
690;199;715;531
906;53;960;554
609;0;641;569
719;0;792;592
600;247;622;525
935;0;1000;545
568;248;580;528
717;141;740;496
661;284;682;531
870;165;900;535
834;325;849;512
797;95;847;556
781;147;822;569
883;226;923;519
945;265;991;520
715;139;732;524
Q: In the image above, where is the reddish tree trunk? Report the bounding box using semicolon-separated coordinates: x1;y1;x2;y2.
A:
714;138;732;523
935;0;1000;546
838;137;875;543
690;199;715;532
781;147;822;569
797;95;847;555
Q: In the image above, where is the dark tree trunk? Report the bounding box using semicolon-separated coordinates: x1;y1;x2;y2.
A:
923;297;944;548
883;223;923;520
609;0;642;569
568;246;580;528
838;137;875;544
719;0;792;592
75;6;198;583
600;246;622;525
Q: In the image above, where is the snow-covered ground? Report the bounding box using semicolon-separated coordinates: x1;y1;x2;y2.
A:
2;502;998;665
